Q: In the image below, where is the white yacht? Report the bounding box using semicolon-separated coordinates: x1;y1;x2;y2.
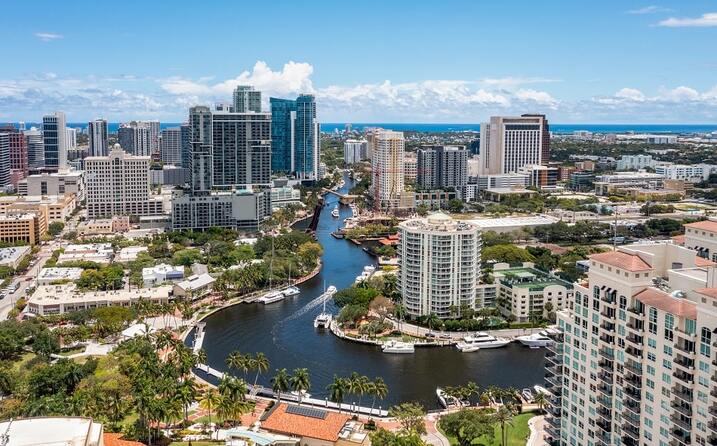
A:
516;331;554;348
436;387;460;409
456;332;511;352
259;290;285;304
281;286;300;297
331;206;340;218
313;285;337;329
381;340;415;354
534;385;551;396
354;265;377;284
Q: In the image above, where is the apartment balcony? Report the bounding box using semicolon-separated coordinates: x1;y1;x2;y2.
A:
708;419;717;433
669;427;691;446
672;369;694;384
707;433;717;446
623;360;642;375
669;439;690;446
594;430;612;446
709;403;717;416
672;385;694;403
670;414;692;432
545;375;562;390
597;371;613;385
622;423;640;442
624;386;642;403
674;354;695;371
596;418;612;433
675;326;696;341
624;374;642;390
622;435;639;446
670;399;692;418
623;398;641;416
598;358;614;369
596;405;611;419
548;405;561;418
598;334;615;346
597;395;613;409
625;332;643;346
599;309;615;320
625;345;643;358
711;387;717;398
712;370;717;383
599;348;615;361
544;426;560;440
675;340;695;356
627;306;644;317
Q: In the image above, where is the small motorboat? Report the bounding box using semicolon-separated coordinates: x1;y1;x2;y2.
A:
331;206;340;218
259;290;285;304
436;387;460;409
534;385;551;396
521;388;535;403
281;286;300;297
381;340;415;354
516;331;554;348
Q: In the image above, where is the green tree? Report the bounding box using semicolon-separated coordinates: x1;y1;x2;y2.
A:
270;368;290;402
440;409;494;446
48;221;65;236
494;405;516;446
199;388;220;437
326;375;348;412
482;245;535;264
251;352;269;389
370;428;426;446
290;368;311;404
389;402;427;435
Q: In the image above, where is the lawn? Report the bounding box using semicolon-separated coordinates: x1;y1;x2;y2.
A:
440;412;537;446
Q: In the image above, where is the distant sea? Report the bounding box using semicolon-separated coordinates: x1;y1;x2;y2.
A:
14;122;717;135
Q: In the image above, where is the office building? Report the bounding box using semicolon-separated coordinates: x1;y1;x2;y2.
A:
369;129;405;209
25;126;44;169
65;127;77;150
160;127;182;165
19;170;85;200
416;145;468;190
522;113;550;165
398;212;481;318
594;172;664;196
0;212;44;245
545;242;717;446
478;115;548;175
344;139;369;165
58;243;114;264
88;118;108;157
37;267;84;285
84;144;164;219
617;155;656;171
518;164;559;189
270;95;320;180
233;85;262;113
172;188;271;231
42;111;67;170
684;219;717;262
655;163;717;183
150;165;190;186
118;121;152;156
569;171;596;191
0;194;77;223
0;133;11;189
0;246;31;269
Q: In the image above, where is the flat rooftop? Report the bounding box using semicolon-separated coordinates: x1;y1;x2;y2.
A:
0;417;103;446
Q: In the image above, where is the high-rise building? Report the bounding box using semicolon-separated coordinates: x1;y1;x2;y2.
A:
0;134;11;188
398;212;481;318
88;119;108;157
65;127;77;150
180;123;191;169
545;241;717;446
343;139;368;165
84;144;164;219
25;127;44;169
369;129;405;209
117;121;154;156
478;115;549;175
521;113;550;165
233;85;262;113
270;95;319;180
416;145;468;190
160;127;182;165
0;126;28;185
42;111;67;170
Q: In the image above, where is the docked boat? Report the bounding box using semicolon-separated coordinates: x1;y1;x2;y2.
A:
354;265;377;284
331;206;340;218
534;385;551;396
436;387;460;409
381;340;415;354
456;332;511;352
516;331;554;348
259;290;285;304
281;286;300;297
521;388;535;403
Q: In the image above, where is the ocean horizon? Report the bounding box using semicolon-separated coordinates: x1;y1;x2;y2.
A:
11;122;717;135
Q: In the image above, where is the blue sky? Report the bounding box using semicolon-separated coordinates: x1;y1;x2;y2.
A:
1;1;716;123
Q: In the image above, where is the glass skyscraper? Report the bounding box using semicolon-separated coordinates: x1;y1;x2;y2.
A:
270;95;318;180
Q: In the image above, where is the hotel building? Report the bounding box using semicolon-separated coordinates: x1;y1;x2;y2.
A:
478;115;549;175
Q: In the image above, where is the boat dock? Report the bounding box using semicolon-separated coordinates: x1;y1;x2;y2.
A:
192;322;206;354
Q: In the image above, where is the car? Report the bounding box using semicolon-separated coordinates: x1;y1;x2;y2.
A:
425;332;437;338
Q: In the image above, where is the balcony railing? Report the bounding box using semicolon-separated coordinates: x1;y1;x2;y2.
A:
670;400;692;418
672;369;693;384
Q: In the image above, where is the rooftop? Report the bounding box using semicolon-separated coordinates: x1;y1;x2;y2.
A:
29;284;172;306
684;219;717;232
261;403;351;442
0;417;103;446
633;287;697;319
175;273;215;291
589;251;652;272
465;215;559;229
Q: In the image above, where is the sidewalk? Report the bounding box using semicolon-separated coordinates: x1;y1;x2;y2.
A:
527;415;548;446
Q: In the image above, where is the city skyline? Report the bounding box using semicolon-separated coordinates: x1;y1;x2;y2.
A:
1;1;716;123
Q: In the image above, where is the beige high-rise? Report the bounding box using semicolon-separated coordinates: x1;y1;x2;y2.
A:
369;129;405;210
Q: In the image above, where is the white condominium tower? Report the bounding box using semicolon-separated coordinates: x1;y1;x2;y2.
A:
88;119;108;157
369;129;405;209
343;139;368;165
84;144;164;219
398;212;481;318
478;115;549;174
545;241;717;446
233;85;262;113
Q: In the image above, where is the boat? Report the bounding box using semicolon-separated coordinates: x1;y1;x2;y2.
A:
282;286;300;297
381;340;415;354
331;206;340;218
259;290;285;304
354;265;377;284
516;331;554;348
521;388;535;403
436;387;460;409
313;285;337;328
534;385;551;396
456;332;511;352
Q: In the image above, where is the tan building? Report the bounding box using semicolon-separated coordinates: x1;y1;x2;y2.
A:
0;212;44;245
369;129;405;210
77;216;131;236
685;219;717;263
0;194;77;223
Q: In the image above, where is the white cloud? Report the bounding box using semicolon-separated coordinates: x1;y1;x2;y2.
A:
479;77;561;88
34;32;63;42
514;89;558;107
658;12;717;27
628;5;672;14
614;87;646;102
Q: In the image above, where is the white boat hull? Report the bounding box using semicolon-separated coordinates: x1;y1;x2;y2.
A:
456;339;511;351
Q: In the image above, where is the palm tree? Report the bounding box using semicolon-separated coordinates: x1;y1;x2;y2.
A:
177;379;197;426
426;313;441;333
199;388;220;437
327;375;347;412
494;405;515;446
271;368;290;402
533;391;548;414
369;377;388;416
252;352;270;389
226;351;247;376
290;368;311;404
355;375;371;411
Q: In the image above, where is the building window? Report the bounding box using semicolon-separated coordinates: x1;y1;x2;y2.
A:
700;327;711;357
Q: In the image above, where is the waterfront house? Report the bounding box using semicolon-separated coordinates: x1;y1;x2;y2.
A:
260;403;369;446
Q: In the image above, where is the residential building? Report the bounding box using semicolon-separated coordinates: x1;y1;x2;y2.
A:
0;246;31;269
160;127;182;165
398;212;481;318
0;126;28;185
616;154;656;171
271;186;302;209
84;145;165;219
27;283;172;316
492;263;573;322
42;111;67;170
0;133;11;189
344;139;369;165
0;213;44;245
88;118;108;157
655;163;717;183
58;243;114;264
171;188;271;231
117;121;153;156
270;95;320;180
546;242;717;446
413;190;458;210
150;165;190;186
478;115;548;175
19;169;85;200
37;267;84;286
593;172;664;196
173;273;215;299
260;403;370;446
66;127;77;150
25;127;44;169
684;219;717;262
369;129;405;210
180;123;191;169
417;145;468;190
233;85;261;113
143;263;184;287
116;246;149;262
404;152;417;183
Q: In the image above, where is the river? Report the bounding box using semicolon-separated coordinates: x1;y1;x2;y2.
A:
192;175;545;408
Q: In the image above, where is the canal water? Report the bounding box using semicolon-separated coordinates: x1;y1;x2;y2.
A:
195;176;545;408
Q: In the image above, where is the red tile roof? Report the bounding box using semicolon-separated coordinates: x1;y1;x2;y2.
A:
634;288;697;319
262;403;350;442
684;220;717;232
589;251;652;272
671;235;685;246
695;288;717;300
695;256;717;267
103;433;145;446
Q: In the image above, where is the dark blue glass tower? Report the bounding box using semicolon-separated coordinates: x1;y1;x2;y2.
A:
270;97;296;173
270;95;318;179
